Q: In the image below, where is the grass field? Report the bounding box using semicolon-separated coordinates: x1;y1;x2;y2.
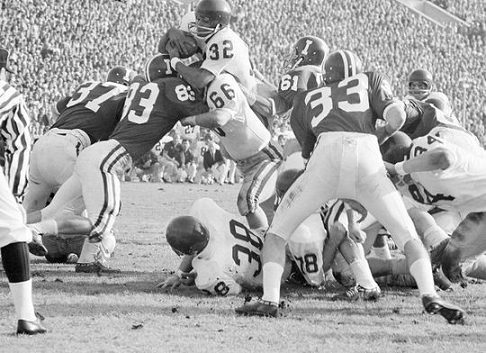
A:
1;182;486;353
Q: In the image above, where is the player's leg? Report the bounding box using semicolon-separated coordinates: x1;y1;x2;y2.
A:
236;137;339;316
237;159;280;229
73;141;125;272
357;167;465;323
0;174;46;335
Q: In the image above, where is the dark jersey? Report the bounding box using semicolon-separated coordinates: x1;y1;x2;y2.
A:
401;98;461;139
110;77;208;161
52;81;127;143
277;65;323;113
290;71;396;158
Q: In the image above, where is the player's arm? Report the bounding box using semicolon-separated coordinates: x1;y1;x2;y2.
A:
2;98;32;199
180;108;234;129
389;146;455;176
157;255;196;290
170;57;215;89
375;101;406;145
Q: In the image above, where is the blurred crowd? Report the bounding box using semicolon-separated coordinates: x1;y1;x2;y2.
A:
1;0;484;141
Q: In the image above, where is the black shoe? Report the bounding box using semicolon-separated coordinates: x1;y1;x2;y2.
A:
28;230;48;257
75;261;120;274
235;299;279;317
17;313;47;335
422;294;465;324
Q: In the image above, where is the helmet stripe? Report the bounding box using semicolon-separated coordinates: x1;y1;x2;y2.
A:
337;50;349;78
346;51;357;77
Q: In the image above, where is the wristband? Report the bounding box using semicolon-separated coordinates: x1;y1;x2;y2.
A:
394;161;407;176
170;57;182;70
175;269;183;279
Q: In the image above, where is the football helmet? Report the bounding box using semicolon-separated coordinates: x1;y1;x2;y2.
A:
424;92;452;115
189;0;232;40
106;66;136;86
166;216;210;256
407;69;434;100
288;36;329;69
323;50;362;84
143;53;177;82
380;131;412;164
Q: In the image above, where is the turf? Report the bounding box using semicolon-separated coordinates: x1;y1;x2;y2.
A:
1;182;485;353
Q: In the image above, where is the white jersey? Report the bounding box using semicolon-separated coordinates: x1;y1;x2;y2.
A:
207;74;270;161
189;198;325;294
286;213;327;286
403;133;486;213
201;27;256;92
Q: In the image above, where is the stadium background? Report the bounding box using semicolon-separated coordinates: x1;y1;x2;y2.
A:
0;0;484;140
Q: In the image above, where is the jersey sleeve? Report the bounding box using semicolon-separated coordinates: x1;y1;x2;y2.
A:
290;97;316;159
367;72;398;119
193;258;243;296
1;96;32;198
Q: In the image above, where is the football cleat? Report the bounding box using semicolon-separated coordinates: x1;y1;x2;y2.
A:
332;285;381;302
429;238;449;266
17;313;47;335
422;294;465;324
75;261;121;275
432;266;453;291
235;299;279;318
28;230;48;257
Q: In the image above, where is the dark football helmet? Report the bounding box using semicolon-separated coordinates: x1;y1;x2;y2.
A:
166;216;210;256
144;53;177;82
323;50;362;84
274;169;304;208
189;0;232;40
380;131;412;164
408;69;434;100
288;36;329;69
106;66;135;86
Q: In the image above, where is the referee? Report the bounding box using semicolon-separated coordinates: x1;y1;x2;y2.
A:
0;47;46;335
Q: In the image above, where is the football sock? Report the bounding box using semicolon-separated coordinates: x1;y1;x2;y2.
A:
370;234;392;259
9;281;37;321
423;225;449;250
350;259;378;289
409;259;437;297
1;243;36;321
261;262;284;304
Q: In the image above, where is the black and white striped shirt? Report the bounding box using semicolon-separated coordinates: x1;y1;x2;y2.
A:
0;79;32;199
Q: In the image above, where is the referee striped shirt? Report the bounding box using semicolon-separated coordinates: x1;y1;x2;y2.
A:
0;79;32;198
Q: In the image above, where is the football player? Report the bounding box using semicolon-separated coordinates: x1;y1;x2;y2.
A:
235;50;465;324
166;0;255;92
31;53;209;273
406;69;459;125
23;66;134;257
179;72;282;230
0;47;46;335
382;130;486;282
159;197;328;294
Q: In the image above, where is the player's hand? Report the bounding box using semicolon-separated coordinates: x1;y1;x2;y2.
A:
157;274;182;291
167;28;189;57
348;225;366;243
